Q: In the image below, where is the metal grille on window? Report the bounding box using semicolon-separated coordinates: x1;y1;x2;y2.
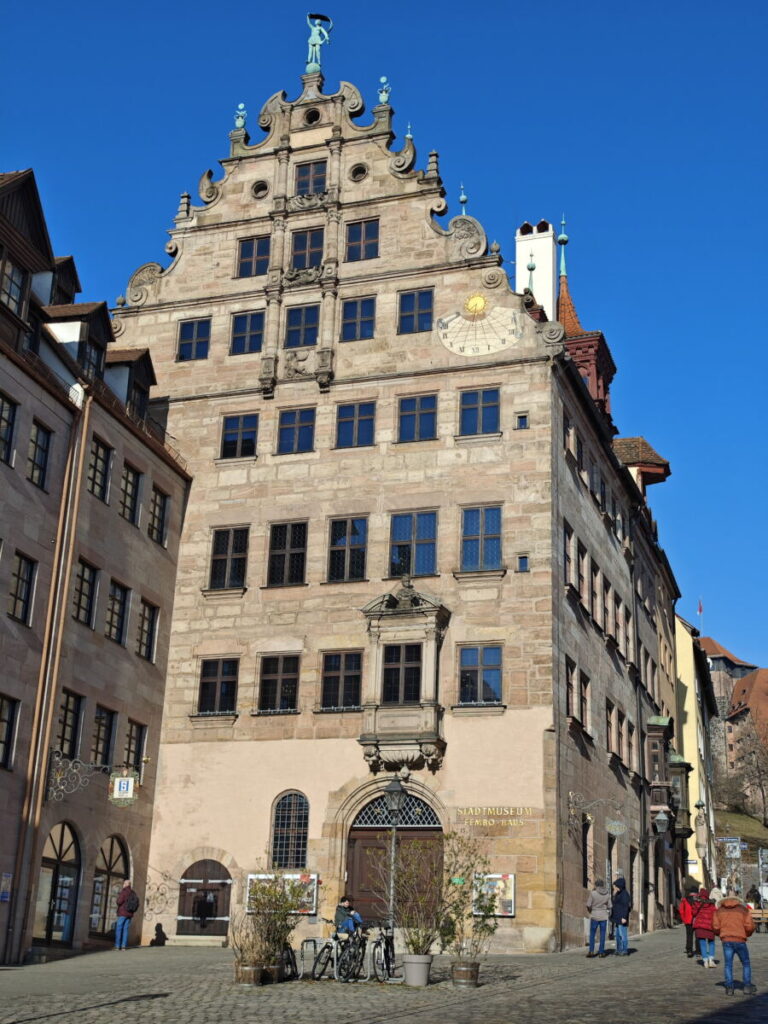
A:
271;791;309;868
351;794;440;829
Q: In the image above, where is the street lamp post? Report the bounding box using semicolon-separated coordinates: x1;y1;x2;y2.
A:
384;777;406;928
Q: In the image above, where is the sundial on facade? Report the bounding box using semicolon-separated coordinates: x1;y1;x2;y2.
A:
436;292;525;355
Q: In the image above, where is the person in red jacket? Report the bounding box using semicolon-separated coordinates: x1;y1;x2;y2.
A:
678;886;699;958
693;888;717;967
115;879;139;950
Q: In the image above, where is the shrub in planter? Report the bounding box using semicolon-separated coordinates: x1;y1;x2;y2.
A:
438;834;498;987
229;874;305;984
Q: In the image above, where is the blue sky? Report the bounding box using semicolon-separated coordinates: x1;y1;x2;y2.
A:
4;1;767;664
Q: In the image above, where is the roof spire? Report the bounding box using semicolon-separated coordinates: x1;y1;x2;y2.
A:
527;251;536;291
557;214;568;277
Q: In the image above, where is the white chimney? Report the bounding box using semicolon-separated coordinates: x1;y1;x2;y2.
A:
515;220;557;322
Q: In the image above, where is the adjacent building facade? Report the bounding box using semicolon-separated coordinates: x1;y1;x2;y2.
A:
0;171;190;962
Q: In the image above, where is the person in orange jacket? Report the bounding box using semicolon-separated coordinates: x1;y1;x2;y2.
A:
713;891;757;996
678;886;699;958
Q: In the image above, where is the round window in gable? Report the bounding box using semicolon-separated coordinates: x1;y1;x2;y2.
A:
251;180;269;200
304;108;321;126
349;163;368;183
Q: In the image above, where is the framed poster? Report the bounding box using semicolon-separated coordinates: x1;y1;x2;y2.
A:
246;873;318;915
474;873;515;917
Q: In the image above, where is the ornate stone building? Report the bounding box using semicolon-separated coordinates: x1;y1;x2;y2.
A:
112;61;683;951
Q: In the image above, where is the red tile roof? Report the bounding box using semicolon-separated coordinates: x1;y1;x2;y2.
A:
699;637;756;667
613;437;669;469
556;274;588;337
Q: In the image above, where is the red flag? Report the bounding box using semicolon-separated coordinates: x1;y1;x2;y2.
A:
697;599;703;616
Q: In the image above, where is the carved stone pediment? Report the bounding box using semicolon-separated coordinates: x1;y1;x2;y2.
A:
287;192;328;212
284;264;324;286
361;576;446;618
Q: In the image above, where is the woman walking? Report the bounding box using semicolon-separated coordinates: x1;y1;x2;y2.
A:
693;887;717;967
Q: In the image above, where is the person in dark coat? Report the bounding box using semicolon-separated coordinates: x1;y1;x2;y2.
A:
678;886;699;958
693;887;717;967
115;878;138;950
586;879;612;957
611;877;632;956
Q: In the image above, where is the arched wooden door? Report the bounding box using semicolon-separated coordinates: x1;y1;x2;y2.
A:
33;823;81;946
345;794;442;923
177;859;232;936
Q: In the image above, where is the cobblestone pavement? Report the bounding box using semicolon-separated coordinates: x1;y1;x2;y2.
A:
0;928;766;1024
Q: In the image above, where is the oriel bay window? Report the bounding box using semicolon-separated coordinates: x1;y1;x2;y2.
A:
268;522;308;586
198;659;238;714
259;655;300;712
321;651;362;709
328;517;367;581
382;644;422;704
389;511;437;577
209;527;249;590
461;506;502;571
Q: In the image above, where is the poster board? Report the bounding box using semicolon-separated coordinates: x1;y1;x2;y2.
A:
474;873;515;917
246;873;318;915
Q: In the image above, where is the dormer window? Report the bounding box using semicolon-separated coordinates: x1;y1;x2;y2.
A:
295;160;326;196
128;381;149;420
0;254;27;317
78;339;104;380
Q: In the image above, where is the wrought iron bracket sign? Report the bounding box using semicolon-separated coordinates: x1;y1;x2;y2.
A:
46;749;110;802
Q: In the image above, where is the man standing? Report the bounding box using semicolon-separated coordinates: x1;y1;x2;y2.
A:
115;879;139;950
713;890;757;995
679;886;699;958
586;879;611;958
611;877;632;956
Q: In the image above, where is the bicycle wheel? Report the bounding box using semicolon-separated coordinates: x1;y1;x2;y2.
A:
371;939;387;982
311;942;333;979
337;942;358;981
282;944;298;980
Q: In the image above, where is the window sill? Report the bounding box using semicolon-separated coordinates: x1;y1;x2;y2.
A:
313;706;363;714
332;444;376;451
392;438;440;447
451;703;506;716
201;587;248;599
250;708;300;717
320;578;369;585
453;568;507;581
382;574;440;582
259;582;309;590
273;449;316;457
567;717;595;743
564;581;579;602
453;432;503;445
189;712;238;723
214;456;258;466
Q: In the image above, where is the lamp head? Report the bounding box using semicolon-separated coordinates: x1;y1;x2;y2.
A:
383;777;406;819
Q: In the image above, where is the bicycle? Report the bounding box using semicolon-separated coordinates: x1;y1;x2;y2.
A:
311;919;346;980
336;925;369;982
369;921;403;983
281;942;299;980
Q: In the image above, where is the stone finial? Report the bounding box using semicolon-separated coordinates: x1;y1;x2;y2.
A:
528;252;536;291
377;75;391;104
459;182;468;215
425;150;440;180
176;192;191;219
557;214;569;276
490;240;501;254
116;295;126;307
234;103;247;129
